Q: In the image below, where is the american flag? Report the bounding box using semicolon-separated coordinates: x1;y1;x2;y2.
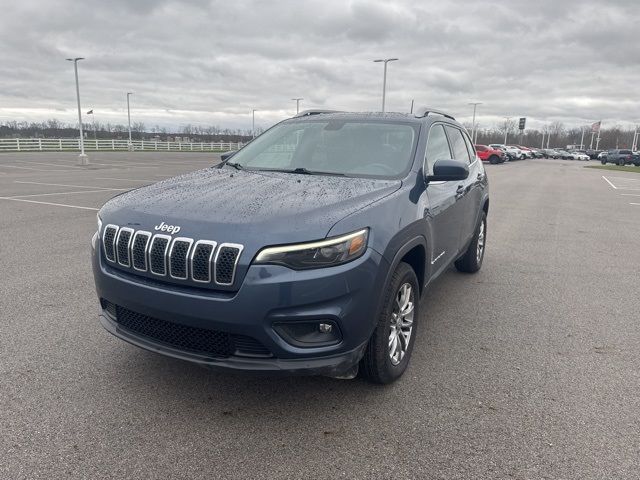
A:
591;121;601;133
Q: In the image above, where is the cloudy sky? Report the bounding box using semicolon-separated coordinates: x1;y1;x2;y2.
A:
1;0;638;132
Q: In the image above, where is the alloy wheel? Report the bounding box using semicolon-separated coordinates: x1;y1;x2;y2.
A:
388;283;414;366
477;219;486;263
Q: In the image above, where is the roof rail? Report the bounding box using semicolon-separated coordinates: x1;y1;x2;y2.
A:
295;109;344;117
414;107;456;121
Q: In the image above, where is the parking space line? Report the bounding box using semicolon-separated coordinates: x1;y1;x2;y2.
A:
0;164;48;171
96;177;156;183
631;203;640;206
14;181;124;191
0;196;98;211
12;160;82;169
602;176;617;189
8;189;127;199
621;193;640;197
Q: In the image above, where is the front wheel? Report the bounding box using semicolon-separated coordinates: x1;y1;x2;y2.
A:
489;155;499;165
361;262;419;384
601;159;606;164
455;211;487;273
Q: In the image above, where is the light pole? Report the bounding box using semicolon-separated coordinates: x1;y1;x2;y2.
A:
252;109;257;138
469;102;482;144
579;126;586;150
87;109;97;141
126;92;133;150
503;117;512;145
373;58;398;113
291;98;303;114
66;57;88;165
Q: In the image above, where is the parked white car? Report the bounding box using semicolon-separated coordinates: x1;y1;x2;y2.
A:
570;151;590;161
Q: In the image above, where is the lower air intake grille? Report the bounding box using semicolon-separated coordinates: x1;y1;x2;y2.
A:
114;305;235;358
104;302;272;359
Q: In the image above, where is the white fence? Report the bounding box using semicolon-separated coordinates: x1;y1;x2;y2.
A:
0;138;244;152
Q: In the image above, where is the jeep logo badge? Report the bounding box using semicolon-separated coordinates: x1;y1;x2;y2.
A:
154;221;181;235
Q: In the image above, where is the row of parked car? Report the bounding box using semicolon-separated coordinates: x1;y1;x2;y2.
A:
475;144;640;166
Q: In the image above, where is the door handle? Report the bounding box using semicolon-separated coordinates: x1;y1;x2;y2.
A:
455;185;465;198
477;173;484;181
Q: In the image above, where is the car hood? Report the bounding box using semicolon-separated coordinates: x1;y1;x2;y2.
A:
100;166;401;247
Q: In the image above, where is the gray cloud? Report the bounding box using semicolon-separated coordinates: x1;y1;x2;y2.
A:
1;0;638;131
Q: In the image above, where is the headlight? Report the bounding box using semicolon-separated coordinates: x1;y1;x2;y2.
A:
92;213;103;250
254;228;369;270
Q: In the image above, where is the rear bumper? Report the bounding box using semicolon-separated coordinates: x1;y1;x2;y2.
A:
92;243;388;375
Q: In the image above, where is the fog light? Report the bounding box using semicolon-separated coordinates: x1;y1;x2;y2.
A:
273;320;342;348
319;323;333;333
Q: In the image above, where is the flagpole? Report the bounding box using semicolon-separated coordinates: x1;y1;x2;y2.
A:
590;131;595;150
595;121;602;150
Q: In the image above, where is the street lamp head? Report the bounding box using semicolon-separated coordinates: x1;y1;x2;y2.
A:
65;57;84;62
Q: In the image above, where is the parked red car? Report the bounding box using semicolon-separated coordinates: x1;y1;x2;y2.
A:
474;144;505;164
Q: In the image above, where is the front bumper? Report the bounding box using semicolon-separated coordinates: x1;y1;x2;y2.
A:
92;243;388;375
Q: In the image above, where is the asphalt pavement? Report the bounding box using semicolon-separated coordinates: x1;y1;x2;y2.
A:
1;153;639;479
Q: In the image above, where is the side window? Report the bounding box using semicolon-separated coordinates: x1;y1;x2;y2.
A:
462;131;476;164
445;125;471;164
424;124;452;175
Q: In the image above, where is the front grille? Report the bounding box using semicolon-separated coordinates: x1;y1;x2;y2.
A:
104;302;271;358
132;232;151;271
149;236;170;275
116;229;133;266
101;224;243;288
215;245;242;285
169;239;192;279
103;225;118;262
191;241;216;282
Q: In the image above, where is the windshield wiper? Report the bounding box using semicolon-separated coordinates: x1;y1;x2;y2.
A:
225;162;244;170
264;167;345;176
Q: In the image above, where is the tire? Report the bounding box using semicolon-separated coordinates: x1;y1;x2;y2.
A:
489;155;499;165
455;211;487;274
618;159;625;166
601;160;606;165
361;262;419;384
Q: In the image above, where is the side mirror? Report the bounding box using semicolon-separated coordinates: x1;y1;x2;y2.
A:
220;150;237;162
426;159;469;182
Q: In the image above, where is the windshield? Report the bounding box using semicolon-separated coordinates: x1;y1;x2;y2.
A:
226;120;418;178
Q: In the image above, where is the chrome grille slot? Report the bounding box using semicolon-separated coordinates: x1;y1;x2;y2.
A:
214;243;243;285
148;235;171;275
103;225;118;262
190;240;216;283
116;228;134;267
169;238;193;280
131;231;151;271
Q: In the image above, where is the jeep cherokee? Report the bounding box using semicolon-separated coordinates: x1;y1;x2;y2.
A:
91;108;489;384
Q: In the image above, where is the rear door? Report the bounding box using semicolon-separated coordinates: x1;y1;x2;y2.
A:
423;124;463;270
444;125;482;250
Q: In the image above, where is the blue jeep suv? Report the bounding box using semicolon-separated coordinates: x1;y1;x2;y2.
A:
91;108;489;384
